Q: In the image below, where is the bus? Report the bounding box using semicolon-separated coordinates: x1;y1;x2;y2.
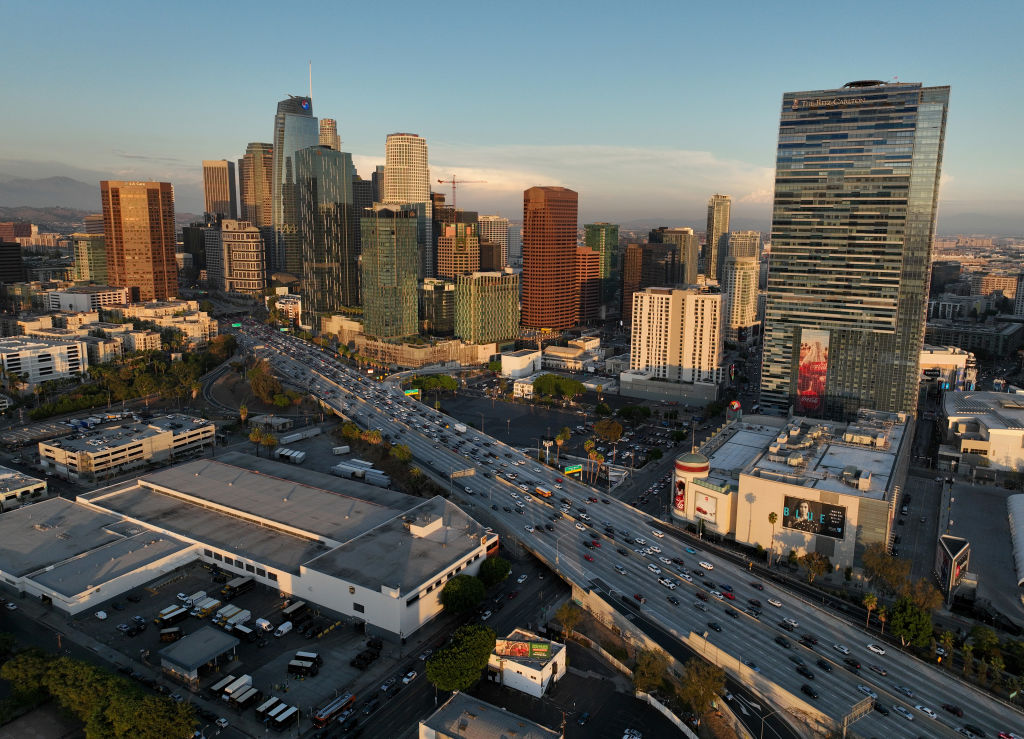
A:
221;576;254;600
255;696;280;721
534;486;552;498
281;600;308;621
233;624;256;642
311;692;355;728
294;650;323;666
209;674;237;697
287;659;318;677
273;705;299;732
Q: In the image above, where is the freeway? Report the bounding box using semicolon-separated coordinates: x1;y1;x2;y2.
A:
235;323;1022;739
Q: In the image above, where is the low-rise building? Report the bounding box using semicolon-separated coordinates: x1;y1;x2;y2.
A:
43;285;129;312
122;330;162;353
419;692;561;739
487;628;566;698
107;299;218;349
0;465;48;512
0;336;88;389
925;319;1024;357
939;391;1024;476
39;414;215;482
500;349;541;379
920;345;977;392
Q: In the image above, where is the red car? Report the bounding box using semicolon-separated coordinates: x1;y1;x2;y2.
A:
724;592;735;600
588;496;598;503
584;554;594;562
507;591;518;600
633;593;646;603
591;540;601;548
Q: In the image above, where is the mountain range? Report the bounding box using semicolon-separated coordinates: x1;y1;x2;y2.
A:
0;175;101;211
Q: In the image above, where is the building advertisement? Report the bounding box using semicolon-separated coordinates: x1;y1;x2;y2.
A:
796;328;829;414
672;478;687;519
495;639;552;660
781;496;846;539
694;493;717;524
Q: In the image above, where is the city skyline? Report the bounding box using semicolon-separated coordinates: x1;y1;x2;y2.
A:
1;2;1019;233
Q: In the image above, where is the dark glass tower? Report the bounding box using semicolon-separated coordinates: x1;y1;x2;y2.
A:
271;95;318;277
360;205;419;339
296;146;359;317
761;81;950;418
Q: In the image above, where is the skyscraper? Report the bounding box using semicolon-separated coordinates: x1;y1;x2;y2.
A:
383;133;432;279
100;181;177;302
204;220;266;295
521;186;578;330
454;270;520;345
238;142;274;227
420;278;455;335
650;227;699;284
621;243;643;323
705;194;731;281
436;221;480;278
83;214;105;235
761;81;949;418
202;160;237;219
71;233;107;283
319;118;341;151
360;205;419;339
271;95;318;276
296;146;359;314
584;222;618;303
576;247;601;324
478;215;510;268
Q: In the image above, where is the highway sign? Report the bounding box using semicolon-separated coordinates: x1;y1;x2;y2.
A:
451;468;476;479
564;464;583;475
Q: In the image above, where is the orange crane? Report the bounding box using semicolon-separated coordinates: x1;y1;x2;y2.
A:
437;174;487;212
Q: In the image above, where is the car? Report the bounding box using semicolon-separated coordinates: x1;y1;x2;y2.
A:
743;660;760;672
843;657;861;671
402;670;418;684
584;554;594;562
707;621;722;632
545;523;554;531
651;528;665;538
893;705;914;721
176;592;188;603
577;711;590;726
380;677;397;692
116;623;131;633
774;636;791;649
633;593;646;603
873;701;890;716
767;597;783;608
4;602;16;611
667;595;680;606
710;590;724;600
481;610;492;621
680;572;693;582
419;649;433;661
832;643;850;655
796;665;815;680
962;725;986;738
591;540;601;548
816;658;833;672
936;646;948;657
779;620;795;632
575;523;586;531
215;718;229;729
693;601;708;612
915;705;937;719
784;617;799;629
524;525;535;533
942;703;965;717
894;685;914;698
747;598;762;607
132;615;146;625
617;548;629;556
857;685;878;699
801;684;818;700
659;556;672;565
647;564;662;575
699;561;714;570
685;547;697;554
867;643;886;656
517;574;528;584
695;591;709;601
869;664;887;676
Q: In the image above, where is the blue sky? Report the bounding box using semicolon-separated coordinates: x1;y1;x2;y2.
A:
2;0;1021;232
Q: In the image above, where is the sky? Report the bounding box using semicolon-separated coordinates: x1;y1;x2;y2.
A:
2;0;1022;233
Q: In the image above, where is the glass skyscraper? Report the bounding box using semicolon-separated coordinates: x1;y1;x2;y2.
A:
271;95;318;277
360;205;419;340
761;81;949;418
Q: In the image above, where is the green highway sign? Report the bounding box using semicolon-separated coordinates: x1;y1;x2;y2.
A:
564;464;583;474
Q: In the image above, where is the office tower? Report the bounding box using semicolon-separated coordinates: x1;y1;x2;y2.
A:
1015;275;1024;317
100;181;177;302
521;186;578;330
651;227;699;284
507;224;522;267
584;222;618;303
0;223;31;242
360;205;419;339
479;215;510;268
576;247;601;323
180;215;219;273
204;220;266;295
622;243;643;323
630;283;724;386
705;194;731;280
71;233;107;283
455;270;520;344
83;214;105;235
352;176;374;218
420;278;455;335
319;118;341;151
436;222;480;278
383;133;432;279
0;243;26;284
202;160;238;219
271;95;319;276
723;252;760;345
295;146;359;314
762;81;949;418
371;165;385;202
479;240;502;271
238;142;274;227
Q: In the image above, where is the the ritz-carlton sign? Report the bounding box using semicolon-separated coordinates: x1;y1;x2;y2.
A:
792;96;868;110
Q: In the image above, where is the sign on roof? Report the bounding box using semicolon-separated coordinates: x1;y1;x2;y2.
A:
494;639;552;660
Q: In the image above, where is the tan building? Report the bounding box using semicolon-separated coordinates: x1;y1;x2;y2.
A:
123;330;162;352
109;300;218;348
0;466;48;513
436;222;479;279
101;181;178;302
44;285;130;312
202;160;237;219
205;219;266;295
39;414;215;482
0;336;88;389
321;314;496;368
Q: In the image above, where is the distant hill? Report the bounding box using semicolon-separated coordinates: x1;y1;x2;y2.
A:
0;175;101;211
0;205;93;234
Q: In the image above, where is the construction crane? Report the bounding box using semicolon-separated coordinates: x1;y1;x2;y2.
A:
437;174;487;212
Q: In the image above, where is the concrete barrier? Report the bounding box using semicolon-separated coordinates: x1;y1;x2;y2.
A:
635;691;699;738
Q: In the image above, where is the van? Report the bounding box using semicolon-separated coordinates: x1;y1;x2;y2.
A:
274;621;293;637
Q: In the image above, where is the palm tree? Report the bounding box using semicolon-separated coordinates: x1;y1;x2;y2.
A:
863;593;878;628
239;404;248;425
940;631;955;669
249;428;262;455
877;605;887;636
767;512;778;564
260;432;278;457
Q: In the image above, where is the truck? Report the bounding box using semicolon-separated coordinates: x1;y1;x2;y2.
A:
214;604;241;626
454;423;467;434
255;618;274;632
232;686;262;710
220;575;254;600
233;624;256;642
209;674;237;698
192;598;221;618
273;447;293;460
289;450;306;464
154;607;188;628
332;445;350;455
344;458;375;470
183;590;206;608
159;627;183;643
222;674;252;701
154;605;180;623
279;428;321;445
226;609;251;629
274;621;293;638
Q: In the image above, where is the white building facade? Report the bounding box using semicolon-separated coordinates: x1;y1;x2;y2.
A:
0;336;88;388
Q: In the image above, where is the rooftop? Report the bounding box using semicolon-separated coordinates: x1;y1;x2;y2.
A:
53;285;125;294
420;692;560;739
943;391;1024;432
41;414;212;454
0;464;45;494
493;628;564;670
0;336;84;352
159;626;239;673
504;349;540;358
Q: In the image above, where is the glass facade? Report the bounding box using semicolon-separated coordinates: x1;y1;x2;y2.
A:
705;194;731;281
296;146;359;316
454;271;520;344
271;96;318;276
360;206;419;340
761;82;950;418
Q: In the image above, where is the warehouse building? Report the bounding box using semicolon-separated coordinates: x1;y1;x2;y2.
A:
0;465;49;513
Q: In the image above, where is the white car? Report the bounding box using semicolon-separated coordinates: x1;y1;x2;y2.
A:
680;572;693;582
893;705;914;721
856;685;877;699
481;610;492;621
914;705;937;719
464;486;472;494
648;544;661;554
575;523;586;531
658;577;676;589
783;617;799;629
650;529;665;538
215;718;230;729
659;556;672;565
524;525;535;533
699;561;714;571
866;643;886;656
767;597;783;608
635;537;647;546
614;565;627;575
402;670;418;684
710;590;724;600
517;574;528;584
832;643;850;655
647;564;662;575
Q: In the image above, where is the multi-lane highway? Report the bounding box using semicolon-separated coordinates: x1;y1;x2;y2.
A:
237;323;1022;739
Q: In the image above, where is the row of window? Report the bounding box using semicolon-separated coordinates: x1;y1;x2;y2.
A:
203;548;278;582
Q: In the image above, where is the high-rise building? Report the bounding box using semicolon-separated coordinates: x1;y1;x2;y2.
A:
705;194;731;281
71;233;107;283
296;146;359;314
202;160;238;219
371;165;385;203
204;220;266;295
0;223;31;242
584;222;618;304
723;254;760;344
319;118;341;151
621;243;643;323
651;227;699;284
479;240;502;271
100;181;177;302
521;186;578;330
576;247;601;324
420;278;455;336
761;81;949;418
383;133;432;279
271;95;318;276
436;221;480;278
0;243;26;285
727;230;760;259
83;214;105;235
629;283;723;387
238;142;274;227
479;215;510;268
455;270;520;345
360;205;419;339
507;224;522;267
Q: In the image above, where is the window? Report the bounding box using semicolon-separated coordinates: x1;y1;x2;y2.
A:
268;572;278;582
353;603;364;613
246;564;255;573
204;549;213;557
256;568;266;577
213;552;222;561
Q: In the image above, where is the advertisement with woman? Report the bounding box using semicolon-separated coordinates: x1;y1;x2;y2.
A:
672;479;687;519
782;496;846;539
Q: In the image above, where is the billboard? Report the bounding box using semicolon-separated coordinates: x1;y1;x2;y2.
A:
796;328;829;414
672;478;687;519
694;493;717;524
781;496;846;539
494;639;552;660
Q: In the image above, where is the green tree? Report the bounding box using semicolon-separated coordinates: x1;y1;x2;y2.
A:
863;593;877;628
990;653;1006;690
361;429;382;445
341;422;361;440
787;549;798;567
477;557;511;588
888;596;932;648
389;444;413;463
594;418;623;445
963;642;974;678
273;393;291;408
425;625;496;692
248;428;263;455
647;448;663;461
555;601;583;638
260;432;277;457
907;578;943;612
877;605;887;635
677;660;725;727
970;625;999;659
767;512;778;563
439;574;485;613
633;649;667;693
595;402;612;416
799;551;830;584
554;427;571;463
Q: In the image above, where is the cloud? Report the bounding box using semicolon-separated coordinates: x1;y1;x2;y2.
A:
112;150;186;164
